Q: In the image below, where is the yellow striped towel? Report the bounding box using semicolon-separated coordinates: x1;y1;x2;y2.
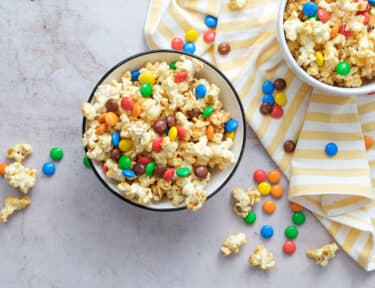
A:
145;0;375;271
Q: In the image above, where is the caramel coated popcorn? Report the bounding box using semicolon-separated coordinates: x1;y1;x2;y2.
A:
232;187;260;217
306;243;339;267
249;245;275;270
220;232;247;256
4;162;36;194
7;144;33;162
228;0;248;10
284;0;375;87
0;196;31;223
82;56;236;210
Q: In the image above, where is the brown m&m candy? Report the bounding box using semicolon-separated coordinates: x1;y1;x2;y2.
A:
194;165;209;179
218;42;231;55
187;108;201;120
154;165;167;178
283;140;296;153
260;103;273;115
110;148;121;160
153;120;167;134
105;99;119;112
166;115;176;127
274;78;287;91
134;163;145;175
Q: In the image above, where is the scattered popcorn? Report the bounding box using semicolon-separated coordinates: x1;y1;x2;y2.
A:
228;0;248;10
4;162;36;194
306;243;339;267
249;245;275;270
0;196;31;223
221;232;247;256
7;144;33;162
232;187;260;217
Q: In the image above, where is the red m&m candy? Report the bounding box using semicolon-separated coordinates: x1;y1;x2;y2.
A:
359;11;370;25
174;71;188;83
283;240;296;255
171;37;184;50
176;125;186;140
253;169;267;183
339;25;351;39
137;156;151;165
203;30;216;43
121;97;134;111
317;9;330;22
271;105;284;118
152;137;163;152
163;168;175;181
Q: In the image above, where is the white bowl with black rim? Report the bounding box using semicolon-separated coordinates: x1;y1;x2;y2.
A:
82;50;246;211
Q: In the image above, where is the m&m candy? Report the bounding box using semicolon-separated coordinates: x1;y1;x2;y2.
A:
183;42;196;54
163;168;175;181
145;162;156;176
119;139;132;152
274;92;287;106
140;83;153;97
317;8;330;22
224;119;238;132
205;15;218;28
121;97;134;111
267;169;281;184
169;62;177;70
260;103;273;115
195;84;207;99
112;132;120;147
325;142;338;157
174;71;188;83
0;162;9;176
262;80;275;94
369;0;375;5
202;106;214;118
263;200;276;214
258;181;271;196
139;72;155;84
274;78;287;90
260;225;274;239
203;30;216;43
302;2;318;17
83;156;91;168
285;226;299;239
243;211;257;225
168;126;178;141
152;137;163;152
292;211;306;225
253;169;267;183
290;202;304;212
336;61;350;76
365;135;374;149
42;162;56;176
50;147;64;161
271;185;284;199
185;29;199;42
171;37;184;50
315;51;324;66
218;42;231;55
271;105;283;118
176;167;191;177
284;140;296;153
122;169;136;179
262;94;275;105
118;155;131;170
283;240;296;255
131;70;140;81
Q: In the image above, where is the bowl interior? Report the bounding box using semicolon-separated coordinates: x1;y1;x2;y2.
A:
276;0;375;96
84;50;245;211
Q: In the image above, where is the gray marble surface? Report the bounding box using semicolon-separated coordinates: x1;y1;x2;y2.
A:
1;1;375;287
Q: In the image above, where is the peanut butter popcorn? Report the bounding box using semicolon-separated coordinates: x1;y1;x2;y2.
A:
249;245;275;270
4;162;36;194
306;243;339;267
232;187;261;217
7;144;33;162
284;0;375;87
228;0;248;10
82;56;236;210
0;196;31;223
220;232;247;256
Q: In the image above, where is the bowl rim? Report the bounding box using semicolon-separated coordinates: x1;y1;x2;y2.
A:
82;49;246;212
276;0;375;96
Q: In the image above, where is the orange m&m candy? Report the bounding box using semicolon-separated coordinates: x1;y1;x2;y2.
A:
271;185;284;199
0;162;9;176
290;202;303;212
105;112;119;126
365;135;374;150
206;125;214;140
263;200;276;214
267;169;281;184
132;102;141;117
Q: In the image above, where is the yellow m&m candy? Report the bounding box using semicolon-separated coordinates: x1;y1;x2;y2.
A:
315;51;324;66
139;72;155;84
168;126;178;141
274;92;287;106
119;139;133;152
224;131;235;140
185;29;199;42
258;181;271;196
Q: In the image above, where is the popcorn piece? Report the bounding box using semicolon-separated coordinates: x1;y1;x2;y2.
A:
0;196;31;223
186;190;207;211
228;0;248;10
7;144;33;162
81;102;97;120
221;232;247;256
4;162;36;194
117;182;152;205
232;187;261;217
306;243;339;267
249;245;275;270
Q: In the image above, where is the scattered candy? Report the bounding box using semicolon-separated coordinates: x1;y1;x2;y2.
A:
163;168;175;181
132;102;141;117
166;115;176;127
194;165;209;179
206;125;214;140
183;42;196;54
271;185;284;199
283;240;296;255
110;148;121;160
330;24;339;38
307;14;318;21
315;51;324;66
336;61;350;76
106;99;119;112
134;163;145;175
137;156;151;165
263;200;276;214
253;169;267;183
171;37;184;50
145;162;156;176
258;181;271;196
260;225;274;239
185;29;199;42
139;72;155;85
174;71;188;83
339;25;351;40
0;162;9;176
302;2;318;17
243;211;257;225
102;163;108;174
285;226;298;239
271;105;283;118
274;92;287;106
122;169;136;179
118;139;132;152
50;147;64;161
274;78;287;91
111;132;120;147
290;202;304;212
292;211;306;225
325;142;338;157
262;80;275;94
154;165;166;178
195;84;207;99
105;112;119;126
317;8;330;22
121;97;134;111
218;42;231;55
359;11;370;25
176;125;186;140
202;106;214;118
203;30;216;43
365;135;374;149
267;170;281;184
176;167;191;177
224;119;238;132
260;103;273;115
169;62;177;70
83;156;91;168
152;137;163;152
153;120;167;134
205;15;218;28
168;126;178;141
118;155;131;170
140;83;153;97
283;140;296;153
224;131;235;140
370;0;375;5
187;108;201;119
96;123;107;135
262;94;275;105
42;162;56;176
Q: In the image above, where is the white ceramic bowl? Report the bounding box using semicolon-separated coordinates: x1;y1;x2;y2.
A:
276;0;375;96
82;50;246;211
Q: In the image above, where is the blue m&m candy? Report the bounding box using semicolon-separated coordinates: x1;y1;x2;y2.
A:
262;80;275;94
262;94;275;105
205;15;218;28
224;119;238;132
183;42;196;54
369;0;375;5
112;132;120;147
42;162;56;176
122;169;136;179
131;70;140;81
260;225;274;239
325;142;338;157
195;84;207;99
302;2;318;17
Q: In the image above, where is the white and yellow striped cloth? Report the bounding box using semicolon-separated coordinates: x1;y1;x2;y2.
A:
144;0;375;271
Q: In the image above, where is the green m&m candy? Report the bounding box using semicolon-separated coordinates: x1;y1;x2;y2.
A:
169;62;177;70
50;147;64;161
118;155;131;169
285;225;299;239
83;156;91;168
243;211;256;225
145;162;156;176
140;83;153;98
292;211;306;225
202;106;214;118
336;61;350;76
176;167;191;177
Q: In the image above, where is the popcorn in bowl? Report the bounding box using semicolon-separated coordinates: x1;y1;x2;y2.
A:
283;0;375;88
82;56;239;211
